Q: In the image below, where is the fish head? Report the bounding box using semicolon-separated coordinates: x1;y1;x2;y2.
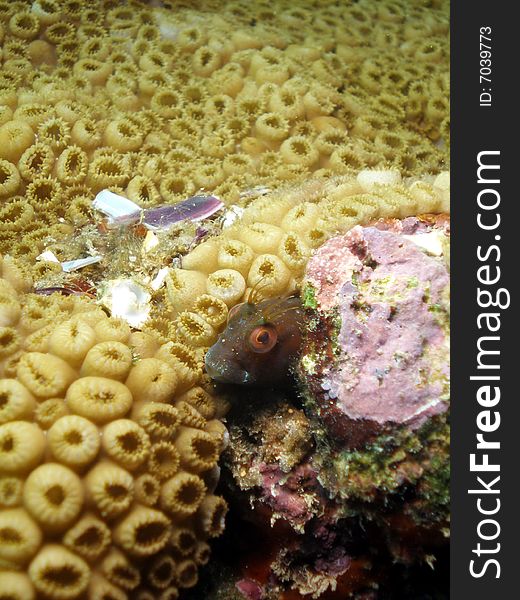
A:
205;296;303;387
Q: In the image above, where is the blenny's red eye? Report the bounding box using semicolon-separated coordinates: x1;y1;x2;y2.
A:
248;325;277;353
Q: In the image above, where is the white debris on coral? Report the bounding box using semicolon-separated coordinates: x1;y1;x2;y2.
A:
92;189;141;227
220;205;245;229
150;267;170;291
98;278;151;328
142;231;160;253
403;230;445;257
36;251;102;272
61;256;103;272
36;250;60;263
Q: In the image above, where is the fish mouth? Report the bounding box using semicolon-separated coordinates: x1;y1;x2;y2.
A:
204;350;251;385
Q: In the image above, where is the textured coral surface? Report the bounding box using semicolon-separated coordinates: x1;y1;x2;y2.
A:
0;258;227;599
0;0;448;270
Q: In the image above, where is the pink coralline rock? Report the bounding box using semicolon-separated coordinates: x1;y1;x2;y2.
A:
300;216;450;449
258;462;320;529
236;578;264;600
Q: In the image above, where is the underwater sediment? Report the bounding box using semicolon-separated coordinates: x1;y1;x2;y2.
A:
0;0;449;598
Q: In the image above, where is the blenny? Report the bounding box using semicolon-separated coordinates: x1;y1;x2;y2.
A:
205;295;304;387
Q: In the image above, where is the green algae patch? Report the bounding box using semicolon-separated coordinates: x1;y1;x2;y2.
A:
317;413;450;526
302;283;318;310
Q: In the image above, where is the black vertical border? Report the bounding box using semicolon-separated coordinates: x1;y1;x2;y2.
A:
451;1;516;597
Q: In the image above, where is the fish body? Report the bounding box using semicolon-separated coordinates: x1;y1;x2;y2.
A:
205;296;304;387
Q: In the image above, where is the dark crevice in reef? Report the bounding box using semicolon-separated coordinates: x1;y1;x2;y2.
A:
185;388;448;600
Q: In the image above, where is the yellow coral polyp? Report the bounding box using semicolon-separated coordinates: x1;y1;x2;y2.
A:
37;117;71;153
28;544;90;600
176;426;220;473
0;476;24;508
25;176;63;213
71;117;103;151
148;441;181;481
113;504;171;557
134;473;161;507
177;559;199;589
255;112;290;144
197;494;228;538
160;471;206;518
0;120;35;163
166;269;208;316
0;507;42;566
126;174;160;207
236;222;285;254
0;571;35;600
8;12;40;40
66;376;132;424
80;340;133;381
88;574;126;600
85;460;134;519
45;21;76;45
73;57;112;85
159;173;195;203
47;415;100;469
87;154;130;192
192;46;222;77
104;118;144;152
277;233;311;274
23;463;84;533
192;295;228;329
206;269;246;307
125;357;177;404
55;146;88;185
63;513;111;562
175;312;217;348
102;419;151;471
247;254;292;296
34;398;68;430
148;553;177;589
18;142;55;182
170;527;198;556
93;317;131;344
0;327;21;361
31;0;61;25
48;318;96;367
101;547;140;591
0;294;21;328
176;400;207;430
17;352;75;399
0;159;21;198
134;402;180;440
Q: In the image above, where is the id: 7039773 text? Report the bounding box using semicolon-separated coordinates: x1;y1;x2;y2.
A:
480;26;492;107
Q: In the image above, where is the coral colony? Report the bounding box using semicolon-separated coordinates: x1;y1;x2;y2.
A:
0;0;449;598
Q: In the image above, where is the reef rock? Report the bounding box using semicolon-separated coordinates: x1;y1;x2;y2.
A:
200;216;450;600
299;215;450;533
300;216;450;449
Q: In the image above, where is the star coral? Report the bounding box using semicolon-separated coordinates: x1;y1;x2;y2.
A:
0;0;448;263
0;258;227;599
